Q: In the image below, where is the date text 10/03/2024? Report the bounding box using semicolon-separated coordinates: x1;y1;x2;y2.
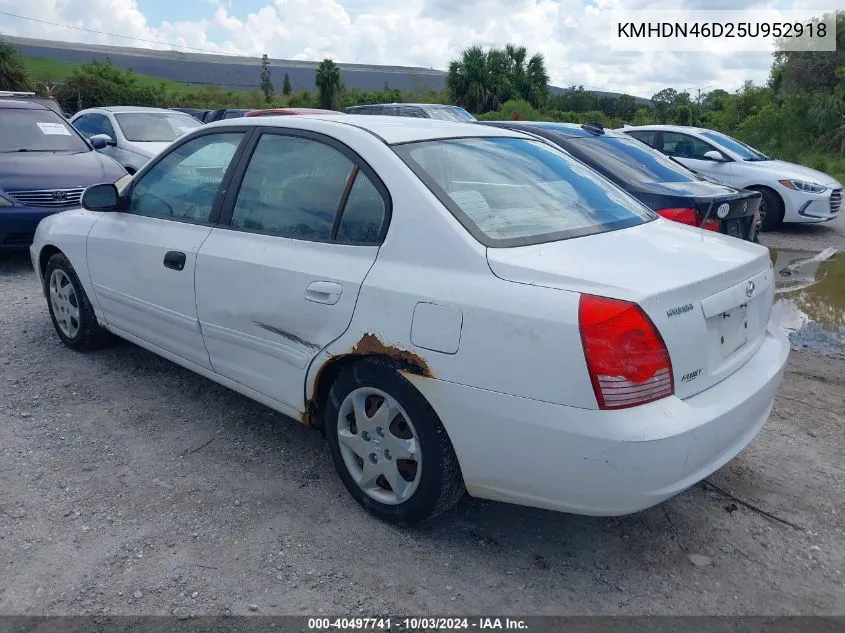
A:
307;617;529;630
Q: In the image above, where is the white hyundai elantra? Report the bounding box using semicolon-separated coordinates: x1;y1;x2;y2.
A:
30;115;790;524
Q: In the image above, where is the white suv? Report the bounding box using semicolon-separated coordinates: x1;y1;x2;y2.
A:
618;125;842;230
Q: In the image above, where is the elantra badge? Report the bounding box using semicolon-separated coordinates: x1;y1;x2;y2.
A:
716;203;730;218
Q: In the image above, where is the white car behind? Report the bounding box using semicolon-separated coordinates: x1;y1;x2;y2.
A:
30;115;789;525
70;106;202;174
619;124;842;230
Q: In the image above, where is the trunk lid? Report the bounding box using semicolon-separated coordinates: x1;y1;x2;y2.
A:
486;218;775;399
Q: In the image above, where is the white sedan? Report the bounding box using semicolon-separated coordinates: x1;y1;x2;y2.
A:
30;115;789;524
618;124;842;230
70;106;202;174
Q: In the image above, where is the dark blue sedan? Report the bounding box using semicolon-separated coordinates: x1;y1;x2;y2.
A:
0;100;127;249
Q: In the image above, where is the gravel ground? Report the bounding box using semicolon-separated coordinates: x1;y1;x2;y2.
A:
1;218;844;617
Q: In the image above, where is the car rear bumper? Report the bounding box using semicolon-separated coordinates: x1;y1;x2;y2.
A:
406;323;790;516
0;207;61;249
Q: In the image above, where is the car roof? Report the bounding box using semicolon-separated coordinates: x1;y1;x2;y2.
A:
622;124;709;134
0;99;49;110
209;114;528;145
84;106;185;114
246;108;339;116
485;121;627;140
348;103;463;109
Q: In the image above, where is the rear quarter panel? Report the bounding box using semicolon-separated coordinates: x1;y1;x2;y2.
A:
300;127;597;410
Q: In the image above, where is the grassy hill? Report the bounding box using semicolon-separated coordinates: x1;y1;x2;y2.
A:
24;56;205;96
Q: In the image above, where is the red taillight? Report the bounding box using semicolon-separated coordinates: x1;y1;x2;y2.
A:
656;207;720;232
578;295;674;410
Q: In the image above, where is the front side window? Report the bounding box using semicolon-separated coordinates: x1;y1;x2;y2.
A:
114;112;202;142
1;108;90;153
661;132;719;161
395;137;655;246
74;113;116;139
129;132;243;223
699;130;768;161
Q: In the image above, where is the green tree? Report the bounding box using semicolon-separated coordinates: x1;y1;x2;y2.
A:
315;59;343;110
447;44;550;114
651;87;678;123
260;53;274;103
0;41;32;91
446;45;497;114
615;94;637;121
282;72;292;96
53;58;166;113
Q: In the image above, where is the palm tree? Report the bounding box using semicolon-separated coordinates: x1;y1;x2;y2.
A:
505;44;528;97
315;59;343;110
524;53;550;109
0;41;32;92
446;46;497;114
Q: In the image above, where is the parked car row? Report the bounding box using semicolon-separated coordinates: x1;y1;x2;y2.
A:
29;113;792;525
170;107;339;123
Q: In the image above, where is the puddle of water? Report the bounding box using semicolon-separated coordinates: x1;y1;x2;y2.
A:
769;247;845;357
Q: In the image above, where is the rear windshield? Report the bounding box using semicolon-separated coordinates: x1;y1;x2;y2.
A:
0;108;89;153
566;135;700;184
394;137;655;247
426;107;476;122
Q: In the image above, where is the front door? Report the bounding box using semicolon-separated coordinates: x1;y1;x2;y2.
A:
659;131;734;185
86;130;248;369
195;130;390;410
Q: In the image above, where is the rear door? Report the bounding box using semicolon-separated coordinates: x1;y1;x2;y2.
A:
86;129;249;368
195;129;390;410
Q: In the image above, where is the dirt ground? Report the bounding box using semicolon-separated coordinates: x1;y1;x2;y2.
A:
1;217;844;617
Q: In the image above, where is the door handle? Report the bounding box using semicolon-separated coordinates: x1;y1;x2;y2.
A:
163;250;187;271
304;281;343;305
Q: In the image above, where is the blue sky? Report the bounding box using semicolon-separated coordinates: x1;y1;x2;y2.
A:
0;0;841;96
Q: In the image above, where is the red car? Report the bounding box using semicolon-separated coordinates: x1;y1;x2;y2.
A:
244;108;340;117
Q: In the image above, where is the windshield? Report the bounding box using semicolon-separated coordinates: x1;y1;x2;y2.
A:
565;134;700;184
0;108;90;153
114;112;202;142
700;130;768;161
394;137;655;247
427;107;477;122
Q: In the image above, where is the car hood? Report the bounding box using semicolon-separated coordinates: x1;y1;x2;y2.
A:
0;150;126;191
122;141;173;158
746;159;841;187
631;178;757;200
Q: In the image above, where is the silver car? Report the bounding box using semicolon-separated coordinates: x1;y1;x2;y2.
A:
70;106;202;174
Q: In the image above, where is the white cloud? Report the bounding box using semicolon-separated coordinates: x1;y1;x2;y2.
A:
0;0;838;97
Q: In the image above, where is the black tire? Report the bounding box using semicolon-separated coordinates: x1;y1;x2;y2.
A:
45;253;112;351
324;359;465;525
752;187;784;231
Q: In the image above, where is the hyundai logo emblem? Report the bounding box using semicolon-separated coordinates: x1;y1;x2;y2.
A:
745;281;755;298
51;190;67;201
716;203;730;219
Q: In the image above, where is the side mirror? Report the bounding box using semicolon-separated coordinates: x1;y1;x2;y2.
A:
81;183;121;211
703;150;728;162
89;134;115;149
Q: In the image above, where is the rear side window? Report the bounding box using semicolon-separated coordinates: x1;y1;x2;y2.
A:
395;137;655;247
625;130;657;147
231;134;353;241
